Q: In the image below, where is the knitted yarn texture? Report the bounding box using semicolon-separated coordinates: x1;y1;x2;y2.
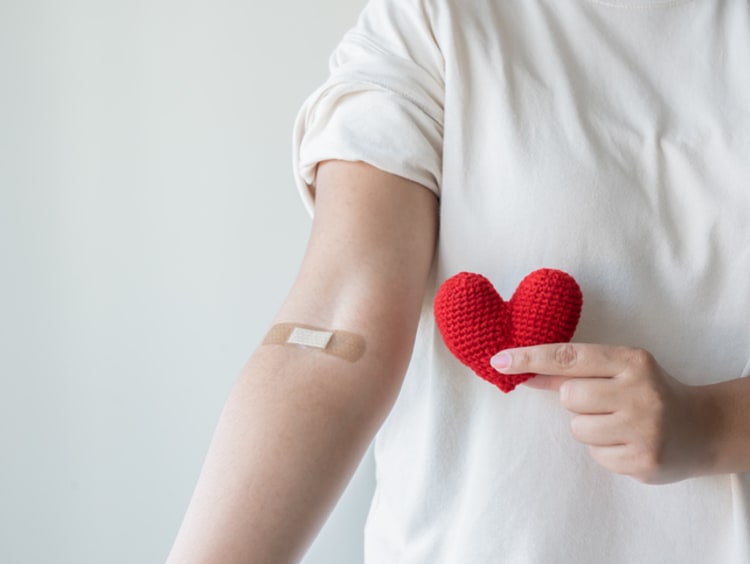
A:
434;269;583;392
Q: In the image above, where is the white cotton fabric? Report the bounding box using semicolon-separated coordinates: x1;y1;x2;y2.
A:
293;1;750;562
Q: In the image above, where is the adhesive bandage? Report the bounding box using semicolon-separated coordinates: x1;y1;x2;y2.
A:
262;323;366;362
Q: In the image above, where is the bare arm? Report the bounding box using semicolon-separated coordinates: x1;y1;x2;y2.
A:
166;160;439;563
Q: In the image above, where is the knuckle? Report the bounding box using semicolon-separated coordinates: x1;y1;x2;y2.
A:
627;348;655;370
634;385;665;418
647;390;666;416
514;350;532;370
634;469;661;485
553;343;579;370
633;444;663;482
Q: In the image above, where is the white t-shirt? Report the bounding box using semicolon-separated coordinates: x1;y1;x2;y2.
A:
293;1;750;562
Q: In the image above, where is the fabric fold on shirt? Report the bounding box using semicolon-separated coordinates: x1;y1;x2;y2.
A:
293;29;445;216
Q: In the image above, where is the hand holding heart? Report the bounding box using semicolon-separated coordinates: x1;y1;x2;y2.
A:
434;269;718;484
491;343;716;484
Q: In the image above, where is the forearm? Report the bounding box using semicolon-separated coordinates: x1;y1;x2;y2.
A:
696;375;750;476
167;160;438;562
166;343;404;563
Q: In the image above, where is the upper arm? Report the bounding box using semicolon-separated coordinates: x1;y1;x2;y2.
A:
282;0;444;390
275;159;438;381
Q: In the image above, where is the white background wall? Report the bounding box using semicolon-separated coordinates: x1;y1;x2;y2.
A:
0;1;374;562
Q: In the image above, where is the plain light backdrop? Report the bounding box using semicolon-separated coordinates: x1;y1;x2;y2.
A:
0;1;374;562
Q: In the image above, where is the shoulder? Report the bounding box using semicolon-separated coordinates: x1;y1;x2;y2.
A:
352;0;499;57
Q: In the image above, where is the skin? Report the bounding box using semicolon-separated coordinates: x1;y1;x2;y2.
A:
166;160;438;563
491;343;750;485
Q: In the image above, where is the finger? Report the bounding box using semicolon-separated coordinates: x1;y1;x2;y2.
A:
520;374;571;391
570;414;626;446
587;444;649;480
588;445;629;474
559;378;620;414
490;343;630;378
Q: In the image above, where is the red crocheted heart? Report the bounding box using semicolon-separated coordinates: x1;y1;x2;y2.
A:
434;269;583;393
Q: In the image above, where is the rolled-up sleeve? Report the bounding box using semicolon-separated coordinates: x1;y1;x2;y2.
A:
292;0;445;216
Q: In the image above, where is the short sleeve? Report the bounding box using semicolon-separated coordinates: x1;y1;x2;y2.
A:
292;0;445;216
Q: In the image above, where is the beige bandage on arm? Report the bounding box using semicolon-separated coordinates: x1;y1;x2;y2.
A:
262;323;366;362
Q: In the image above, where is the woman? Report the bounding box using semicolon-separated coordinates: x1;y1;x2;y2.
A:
168;0;750;561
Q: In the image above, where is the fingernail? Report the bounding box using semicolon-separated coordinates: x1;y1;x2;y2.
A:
490;352;512;371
